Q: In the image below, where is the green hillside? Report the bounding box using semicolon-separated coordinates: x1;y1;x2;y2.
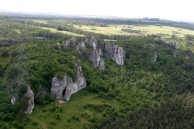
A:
0;15;194;129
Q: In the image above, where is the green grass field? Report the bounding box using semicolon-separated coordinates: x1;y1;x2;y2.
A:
74;25;134;36
41;27;85;37
74;24;194;38
129;25;194;37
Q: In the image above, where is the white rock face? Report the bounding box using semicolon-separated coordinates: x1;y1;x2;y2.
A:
85;37;105;69
51;66;87;101
80;42;86;50
98;59;105;70
105;42;125;65
24;85;34;114
88;49;101;67
11;94;19;105
51;76;69;99
85;36;98;50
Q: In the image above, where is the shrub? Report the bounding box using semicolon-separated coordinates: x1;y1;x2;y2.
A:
1;51;9;57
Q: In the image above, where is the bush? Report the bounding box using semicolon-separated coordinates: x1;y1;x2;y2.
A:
1;51;9;57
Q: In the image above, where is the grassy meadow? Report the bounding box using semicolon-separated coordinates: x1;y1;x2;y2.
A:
74;24;194;38
41;27;85;37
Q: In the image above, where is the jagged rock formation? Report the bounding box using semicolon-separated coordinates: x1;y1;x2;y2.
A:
88;50;101;68
85;36;105;70
63;37;125;70
105;42;125;65
51;65;86;101
151;53;157;62
24;85;34;114
64;37;77;49
11;84;34;114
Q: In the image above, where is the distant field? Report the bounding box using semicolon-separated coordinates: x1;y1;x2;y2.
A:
33;20;48;24
41;27;85;37
74;24;194;37
130;25;194;37
74;25;135;36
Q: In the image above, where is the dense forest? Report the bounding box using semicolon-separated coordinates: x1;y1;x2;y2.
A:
0;14;194;129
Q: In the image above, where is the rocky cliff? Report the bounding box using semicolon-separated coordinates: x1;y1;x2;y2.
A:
85;36;105;70
62;37;125;70
105;42;125;65
51;65;86;101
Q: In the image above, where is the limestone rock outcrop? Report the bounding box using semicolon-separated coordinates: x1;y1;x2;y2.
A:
51;65;86;101
80;42;86;50
98;59;105;70
63;37;125;70
85;36;105;69
11;84;34;114
24;85;34;114
88;50;101;68
105;42;125;65
64;37;77;49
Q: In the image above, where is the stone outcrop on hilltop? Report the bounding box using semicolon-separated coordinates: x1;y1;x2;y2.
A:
63;36;125;69
51;37;126;101
51;63;86;101
85;36;104;70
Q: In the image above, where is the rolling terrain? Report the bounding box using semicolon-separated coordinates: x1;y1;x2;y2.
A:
0;14;194;129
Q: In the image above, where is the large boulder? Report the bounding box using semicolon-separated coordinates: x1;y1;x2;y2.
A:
105;42;125;65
